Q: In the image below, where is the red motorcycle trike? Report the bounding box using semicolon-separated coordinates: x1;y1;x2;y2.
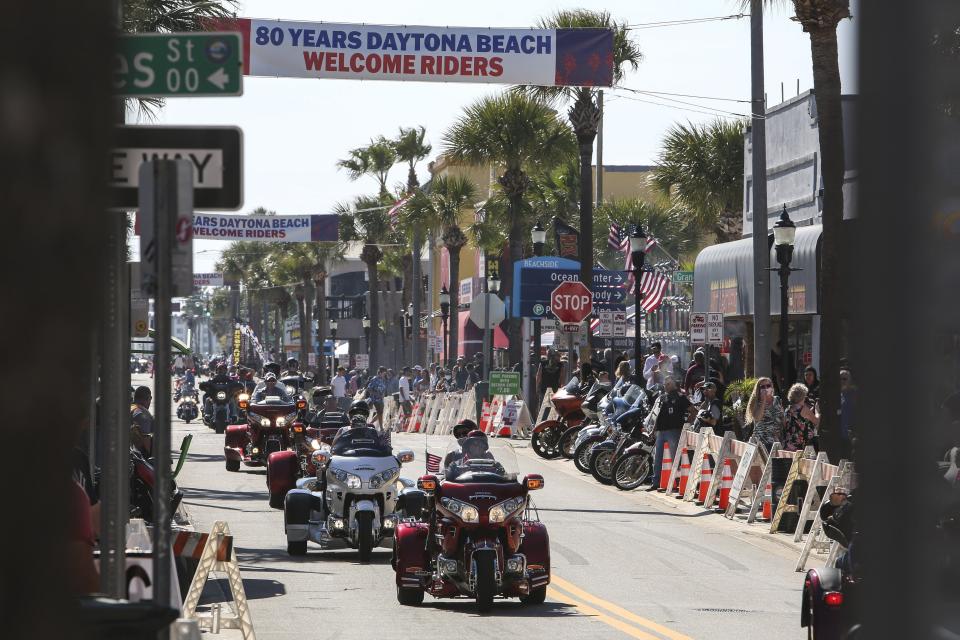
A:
392;435;550;611
223;392;308;508
530;386;586;459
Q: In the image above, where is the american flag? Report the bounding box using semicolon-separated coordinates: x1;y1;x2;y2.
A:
425;452;442;473
622;230;659;294
388;195;411;229
607;222;628;252
638;271;670;313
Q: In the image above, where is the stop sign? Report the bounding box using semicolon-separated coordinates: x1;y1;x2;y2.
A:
550;281;593;324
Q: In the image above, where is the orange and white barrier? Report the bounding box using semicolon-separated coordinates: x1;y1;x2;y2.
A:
658;442;673;491
696;456;713;505
717;458;734;511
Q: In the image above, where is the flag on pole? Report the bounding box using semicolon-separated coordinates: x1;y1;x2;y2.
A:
388;195;411;229
607;222;627;251
640;272;670;313
425;452;442;473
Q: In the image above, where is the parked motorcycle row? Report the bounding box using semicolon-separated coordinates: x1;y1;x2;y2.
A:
531;376;658;491
171;366;553;611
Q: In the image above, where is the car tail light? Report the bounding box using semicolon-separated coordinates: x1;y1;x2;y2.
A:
823;591;843;607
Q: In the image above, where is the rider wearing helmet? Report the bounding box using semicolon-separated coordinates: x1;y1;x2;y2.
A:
252;372;290;402
332;399;390;447
442;420;480;468
262;361;282;377
283;357;300;377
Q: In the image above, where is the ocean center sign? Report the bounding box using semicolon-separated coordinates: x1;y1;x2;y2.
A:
210;18;614;86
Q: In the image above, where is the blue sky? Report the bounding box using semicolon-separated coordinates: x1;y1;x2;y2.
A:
144;0;858;271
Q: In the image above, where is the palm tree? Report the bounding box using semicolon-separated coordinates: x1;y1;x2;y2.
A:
406;176;478;364
337;194;392;370
594;199;702;262
757;0;851;463
520;9;642;348
338;137;397;199
444;91;576;365
393;126;432;361
650;119;746;243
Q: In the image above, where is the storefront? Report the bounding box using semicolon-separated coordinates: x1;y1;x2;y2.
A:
692;224;822;380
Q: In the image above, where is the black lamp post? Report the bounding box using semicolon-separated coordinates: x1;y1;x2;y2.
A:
772;205;798;397
361;315;371;356
329;316;338;374
439;285;450;367
486;271;500;375
530;220;546;411
629;226;648;383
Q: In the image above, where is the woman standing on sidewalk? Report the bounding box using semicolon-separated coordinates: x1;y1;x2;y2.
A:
745;377;784;453
783;383;820;451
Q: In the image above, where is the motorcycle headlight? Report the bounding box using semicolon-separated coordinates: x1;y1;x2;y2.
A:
368;467;399;489
216;391;227;400
489;496;526;523
260;418;271;428
285;385;296;396
276;417;287;428
331;468;362;489
440;497;479;523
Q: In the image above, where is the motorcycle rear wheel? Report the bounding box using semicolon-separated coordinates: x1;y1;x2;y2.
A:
613;452;652;491
287;540;307;556
474;552;496;612
558;426;581;459
225;459;240;472
214;416;226;435
397;585;424;606
356;511;374;562
530;429;561;459
574;440;597;474
520;585;547;605
590;449;615;485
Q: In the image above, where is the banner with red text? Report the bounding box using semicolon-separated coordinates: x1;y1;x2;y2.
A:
211;19;614;86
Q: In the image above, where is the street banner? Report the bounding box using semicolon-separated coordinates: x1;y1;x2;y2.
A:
553;218;580;259
193;272;224;287
209;18;614;86
191;213;338;242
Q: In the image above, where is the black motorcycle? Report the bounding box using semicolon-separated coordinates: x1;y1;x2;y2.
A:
199;379;242;434
588;403;651;486
557;384;609;459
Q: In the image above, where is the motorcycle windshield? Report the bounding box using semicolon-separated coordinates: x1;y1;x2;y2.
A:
330;427;391;458
444;437;519;483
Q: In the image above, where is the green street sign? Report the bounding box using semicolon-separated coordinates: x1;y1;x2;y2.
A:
489;371;521;397
115;32;243;97
672;270;694;284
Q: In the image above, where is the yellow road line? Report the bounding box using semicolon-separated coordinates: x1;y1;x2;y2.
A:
551;575;694;640
548;586;664;640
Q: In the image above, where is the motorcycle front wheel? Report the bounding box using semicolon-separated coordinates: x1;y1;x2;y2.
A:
474;552;496;612
613;452;652;491
356;511;374;562
574;439;598;474
558;426;582;459
530;429;561;459
590;449;615;485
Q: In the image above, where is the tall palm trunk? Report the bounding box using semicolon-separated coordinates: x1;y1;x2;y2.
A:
499;168;530;367
362;243;384;370
273;306;282;357
295;287;308;367
808;24;846;464
447;244;462;363
400;253;413;360
569;91;601;356
314;275;327;383
302;280;314;368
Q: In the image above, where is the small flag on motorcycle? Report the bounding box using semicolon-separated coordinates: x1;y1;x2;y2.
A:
426;452;442;473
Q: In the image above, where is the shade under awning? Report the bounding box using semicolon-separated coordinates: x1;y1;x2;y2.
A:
692;224;821;316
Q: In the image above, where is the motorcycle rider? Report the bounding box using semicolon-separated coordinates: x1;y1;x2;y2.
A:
130;386;154;455
282;357;301;377
445;431;504;480
252;372;291;402
691;381;722;434
201;363;241;421
332;399;390;447
442;420;479;468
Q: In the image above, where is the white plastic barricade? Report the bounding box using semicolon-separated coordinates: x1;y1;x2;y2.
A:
723;439;763;519
664;428;701;498
796;461;857;571
769;447;819;533
793;456;838;543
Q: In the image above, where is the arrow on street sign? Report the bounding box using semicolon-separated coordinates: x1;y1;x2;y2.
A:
207;67;231;90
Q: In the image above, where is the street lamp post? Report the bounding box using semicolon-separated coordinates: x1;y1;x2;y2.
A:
329;316;338;375
361;314;371;358
629;226;648;383
439;285;450;368
772;205;798;397
486;272;500;379
530;220;546;413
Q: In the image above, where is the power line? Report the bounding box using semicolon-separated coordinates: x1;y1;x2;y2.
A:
614;87;751;118
608;92;748;119
621;88;751;104
625;13;749;30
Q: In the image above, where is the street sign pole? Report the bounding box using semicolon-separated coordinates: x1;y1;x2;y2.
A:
141;159;192;613
99;210;130;599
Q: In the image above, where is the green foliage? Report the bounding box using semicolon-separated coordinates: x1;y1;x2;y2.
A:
443;92;576;185
338;138;397;198
594;198;702;265
651;119;745;243
724;377;758;406
393;126;432;191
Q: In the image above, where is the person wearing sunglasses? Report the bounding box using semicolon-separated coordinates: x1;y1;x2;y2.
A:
745;377;784;452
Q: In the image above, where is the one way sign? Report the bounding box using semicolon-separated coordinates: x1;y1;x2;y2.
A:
110;126;243;211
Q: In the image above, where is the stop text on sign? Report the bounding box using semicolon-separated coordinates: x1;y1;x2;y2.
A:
552;293;591;310
551;281;594;324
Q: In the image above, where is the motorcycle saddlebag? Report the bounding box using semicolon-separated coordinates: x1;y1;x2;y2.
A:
393;522;430;584
267;450;298;496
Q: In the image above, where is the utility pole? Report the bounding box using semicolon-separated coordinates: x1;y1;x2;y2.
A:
750;0;771;378
596;90;604;208
412;228;423;366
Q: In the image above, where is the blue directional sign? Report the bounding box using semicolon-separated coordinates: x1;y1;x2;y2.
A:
512;257;628;318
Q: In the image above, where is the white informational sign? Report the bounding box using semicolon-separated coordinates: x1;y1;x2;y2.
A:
690;312;707;345
613;310;627;337
597;310;613;337
112;149;224;188
469;293;506;328
355;353;369;369
707;312;724;346
193;272;224;287
459;277;473;305
307;353;317;367
221;19;614;87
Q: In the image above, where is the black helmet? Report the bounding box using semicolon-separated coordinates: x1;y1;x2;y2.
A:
312;386;332;400
348;399;371;418
263;361;281;376
286;357;299;368
463;430;489;457
452;419;477;440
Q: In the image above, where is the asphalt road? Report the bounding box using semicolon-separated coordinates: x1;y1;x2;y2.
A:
154;375;806;640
